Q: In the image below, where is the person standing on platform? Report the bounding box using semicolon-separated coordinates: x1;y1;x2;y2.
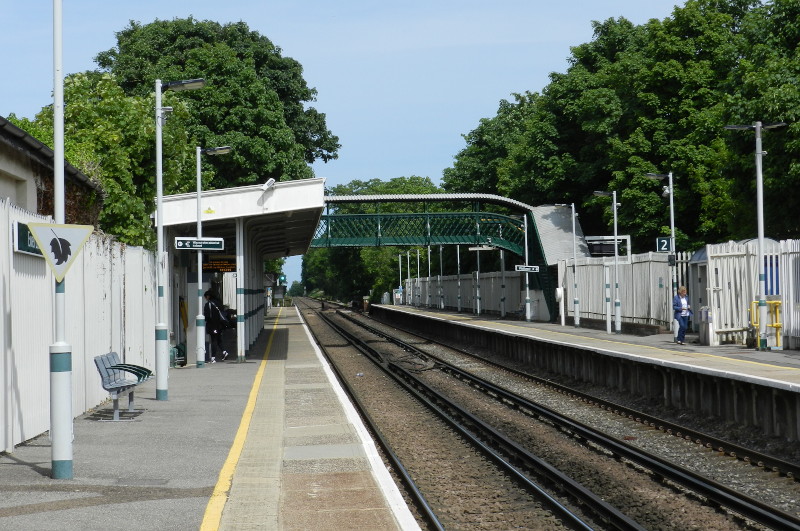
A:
673;286;692;345
204;291;230;362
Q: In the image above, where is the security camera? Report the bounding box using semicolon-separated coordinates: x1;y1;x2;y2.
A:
261;178;276;191
661;185;670;198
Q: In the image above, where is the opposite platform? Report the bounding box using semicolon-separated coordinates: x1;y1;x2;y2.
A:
372;303;800;440
0;306;417;531
375;304;800;389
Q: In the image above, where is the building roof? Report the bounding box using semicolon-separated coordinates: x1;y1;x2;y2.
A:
531;205;592;266
0;116;101;192
162;178;325;260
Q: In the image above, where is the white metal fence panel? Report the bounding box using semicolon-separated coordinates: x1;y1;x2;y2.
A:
781;240;800;348
6;204;53;449
705;242;754;344
405;272;533;318
124;245;155;367
1;199;155;452
560;252;673;327
404;239;800;349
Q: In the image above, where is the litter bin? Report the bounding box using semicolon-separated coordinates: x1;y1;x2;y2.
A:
170;343;187;367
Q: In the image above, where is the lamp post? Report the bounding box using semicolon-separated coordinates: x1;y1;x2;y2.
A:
725;121;786;351
523;214;531;321
416;249;421;307
427;246;432;307
155;78;205;398
195;146;232;367
556;203;579;327
398;253;402;303
594;191;621;333
439;245;444;309
406;251;410;304
646;172;677;339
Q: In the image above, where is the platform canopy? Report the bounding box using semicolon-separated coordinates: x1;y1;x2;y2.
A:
161;177;325;260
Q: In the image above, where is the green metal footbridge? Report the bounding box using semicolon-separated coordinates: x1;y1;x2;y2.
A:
310;193;557;318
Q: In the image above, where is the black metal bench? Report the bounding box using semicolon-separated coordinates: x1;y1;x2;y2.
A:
93;352;153;421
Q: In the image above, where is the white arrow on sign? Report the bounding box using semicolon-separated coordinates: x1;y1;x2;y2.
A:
27;223;94;282
515;264;540;273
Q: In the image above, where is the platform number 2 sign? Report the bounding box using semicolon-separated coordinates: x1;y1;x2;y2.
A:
656;237;672;253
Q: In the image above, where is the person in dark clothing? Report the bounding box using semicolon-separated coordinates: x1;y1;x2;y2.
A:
203;291;229;362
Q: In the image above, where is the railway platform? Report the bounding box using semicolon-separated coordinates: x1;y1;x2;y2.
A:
0;306;417;530
375;304;800;382
370;304;800;441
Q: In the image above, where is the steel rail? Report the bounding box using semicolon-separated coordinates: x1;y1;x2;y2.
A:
436;361;800;530
318;306;640;530
296;300;444;531
360;307;800;482
332;306;800;530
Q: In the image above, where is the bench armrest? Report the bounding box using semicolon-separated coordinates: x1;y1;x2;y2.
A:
110;364;152;383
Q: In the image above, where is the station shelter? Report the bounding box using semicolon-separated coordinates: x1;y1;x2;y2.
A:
160;178;325;364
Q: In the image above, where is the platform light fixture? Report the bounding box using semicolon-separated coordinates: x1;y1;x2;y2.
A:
154;78;205;397
724;121;786;351
195;145;232;367
593;190;621;334
261;178;276;191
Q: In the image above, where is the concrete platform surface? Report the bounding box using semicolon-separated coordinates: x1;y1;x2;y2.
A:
0;306;417;531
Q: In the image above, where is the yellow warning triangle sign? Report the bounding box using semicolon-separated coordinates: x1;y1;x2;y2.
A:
27;223;94;282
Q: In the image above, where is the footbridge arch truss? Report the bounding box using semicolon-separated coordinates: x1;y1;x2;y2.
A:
311;193;591;322
312;193;534;258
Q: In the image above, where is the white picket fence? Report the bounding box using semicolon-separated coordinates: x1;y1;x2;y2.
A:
1;199;155;452
559;240;800;348
557;252;682;327
699;240;788;346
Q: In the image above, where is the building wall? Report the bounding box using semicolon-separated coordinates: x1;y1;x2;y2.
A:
0;144;38;212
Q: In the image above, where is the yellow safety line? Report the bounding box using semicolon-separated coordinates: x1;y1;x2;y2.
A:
414;310;800;373
200;307;284;530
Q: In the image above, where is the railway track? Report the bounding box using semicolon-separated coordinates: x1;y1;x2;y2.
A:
298;298;800;529
301;299;612;529
364;307;800;483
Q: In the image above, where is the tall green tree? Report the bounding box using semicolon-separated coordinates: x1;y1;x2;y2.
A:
10;72;196;246
443;93;538;195
444;0;800;252
95;17;340;188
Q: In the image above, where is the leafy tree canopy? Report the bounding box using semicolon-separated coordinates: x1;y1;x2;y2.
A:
96;17;340;188
444;0;798;252
11;72;196;246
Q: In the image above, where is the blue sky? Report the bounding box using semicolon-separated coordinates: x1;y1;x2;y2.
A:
2;1;680;284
